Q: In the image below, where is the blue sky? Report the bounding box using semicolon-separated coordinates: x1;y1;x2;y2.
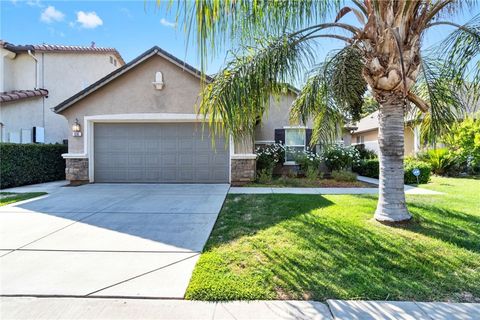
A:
1;0;478;77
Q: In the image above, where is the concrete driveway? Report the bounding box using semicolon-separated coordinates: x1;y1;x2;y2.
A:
0;183;229;298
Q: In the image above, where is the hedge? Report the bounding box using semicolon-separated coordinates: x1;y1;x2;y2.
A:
353;159;380;178
0;143;67;189
353;158;431;184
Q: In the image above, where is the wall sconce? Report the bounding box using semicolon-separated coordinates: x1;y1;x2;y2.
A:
72;118;82;137
152;71;164;90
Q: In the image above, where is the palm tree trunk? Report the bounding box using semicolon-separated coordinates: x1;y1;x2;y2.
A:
374;91;412;222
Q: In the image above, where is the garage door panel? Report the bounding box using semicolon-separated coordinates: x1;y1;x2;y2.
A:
94;123;229;183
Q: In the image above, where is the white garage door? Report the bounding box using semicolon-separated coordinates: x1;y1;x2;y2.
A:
94;123;230;183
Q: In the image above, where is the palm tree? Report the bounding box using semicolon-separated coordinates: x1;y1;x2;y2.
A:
165;0;479;222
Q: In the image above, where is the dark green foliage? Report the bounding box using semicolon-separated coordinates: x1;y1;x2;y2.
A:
353;158;431;184
354;144;378;160
353;159;380;178
404;159;432;184
0;143;67;189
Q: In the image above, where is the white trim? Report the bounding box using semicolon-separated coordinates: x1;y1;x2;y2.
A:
62;153;87;159
82;113;230;183
283;161;297;166
255;140;275;144
283;125;307;129
231;154;257;160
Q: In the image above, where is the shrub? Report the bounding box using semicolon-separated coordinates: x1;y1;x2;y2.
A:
331;170;357;182
441;118;480;174
322;144;360;171
354;144;378;160
353;159;379;178
353;158;431;184
255;143;285;172
294;149;322;172
305;167;319;181
0;143;67;189
417;148;457;176
257;168;273;184
404;159;431;184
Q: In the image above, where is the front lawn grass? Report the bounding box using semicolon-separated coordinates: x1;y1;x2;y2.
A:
186;176;480;302
0;192;47;206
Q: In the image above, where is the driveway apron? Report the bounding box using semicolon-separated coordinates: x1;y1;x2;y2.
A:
0;183;229;298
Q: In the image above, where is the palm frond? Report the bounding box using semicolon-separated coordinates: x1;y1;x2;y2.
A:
413;57;466;144
198;33;315;140
290;46;367;145
162;0;343;71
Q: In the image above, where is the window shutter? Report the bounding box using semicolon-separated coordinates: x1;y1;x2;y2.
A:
306;129;313;149
274;129;285;144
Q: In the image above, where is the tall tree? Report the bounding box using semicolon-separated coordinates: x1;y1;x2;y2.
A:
165;0;479;222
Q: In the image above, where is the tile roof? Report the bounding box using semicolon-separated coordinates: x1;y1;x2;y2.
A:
2;42;125;65
0;89;49;103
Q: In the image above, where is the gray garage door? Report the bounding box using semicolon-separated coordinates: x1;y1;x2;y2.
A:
94;123;229;183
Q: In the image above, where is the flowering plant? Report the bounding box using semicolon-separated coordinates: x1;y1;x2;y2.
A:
255;143;285;172
322;143;360;171
294;148;322;171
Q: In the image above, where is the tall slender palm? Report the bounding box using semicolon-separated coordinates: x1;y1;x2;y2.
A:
166;0;479;222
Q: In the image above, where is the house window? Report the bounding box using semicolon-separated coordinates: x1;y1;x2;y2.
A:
285;128;306;162
356;135;364;144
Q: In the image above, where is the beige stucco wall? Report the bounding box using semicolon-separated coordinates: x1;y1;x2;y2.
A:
350;126;416;155
404;126;415;156
61;54;211;153
254;92;316;144
0;51;119;143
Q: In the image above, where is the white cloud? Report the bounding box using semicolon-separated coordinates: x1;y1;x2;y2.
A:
160;18;176;28
76;11;103;29
40;6;65;23
27;0;43;7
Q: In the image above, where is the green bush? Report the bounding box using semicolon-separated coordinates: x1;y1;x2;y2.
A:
404;159;432;184
354;144;378;160
417;148;457;176
331;170;357;182
255;143;284;173
353;158;431;184
322;144;360;171
0;143;67;189
257;168;273;184
294;150;321;172
441;118;480;174
353;159;379;178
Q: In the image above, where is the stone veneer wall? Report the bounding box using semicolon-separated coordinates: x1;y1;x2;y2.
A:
231;159;256;185
65;158;89;182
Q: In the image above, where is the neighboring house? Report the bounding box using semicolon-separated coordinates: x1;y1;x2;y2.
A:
348;110;420;156
0;41;124;144
54;46;322;185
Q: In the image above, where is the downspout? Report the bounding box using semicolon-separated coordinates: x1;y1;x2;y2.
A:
27;50;39;89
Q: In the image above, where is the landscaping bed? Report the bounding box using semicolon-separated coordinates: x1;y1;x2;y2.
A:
186;176;480;302
245;176;375;188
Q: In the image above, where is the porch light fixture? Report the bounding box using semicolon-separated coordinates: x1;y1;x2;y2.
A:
72;118;82;137
152;71;164;90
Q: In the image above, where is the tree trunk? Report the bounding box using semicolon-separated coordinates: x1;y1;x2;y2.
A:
374;91;412;222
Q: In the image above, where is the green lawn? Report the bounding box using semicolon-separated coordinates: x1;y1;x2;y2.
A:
0;192;47;206
186;176;480;302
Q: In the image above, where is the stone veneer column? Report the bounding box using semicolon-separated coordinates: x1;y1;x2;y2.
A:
231;158;256;185
65;158;89;183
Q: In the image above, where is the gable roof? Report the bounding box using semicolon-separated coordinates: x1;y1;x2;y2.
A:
54;46;212;114
2;41;125;65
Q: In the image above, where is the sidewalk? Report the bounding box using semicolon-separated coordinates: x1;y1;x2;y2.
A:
1;297;478;319
230;176;442;195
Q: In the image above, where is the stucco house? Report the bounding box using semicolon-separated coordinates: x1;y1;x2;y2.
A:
349;110;420;156
0;41;124;144
54;46;319;184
